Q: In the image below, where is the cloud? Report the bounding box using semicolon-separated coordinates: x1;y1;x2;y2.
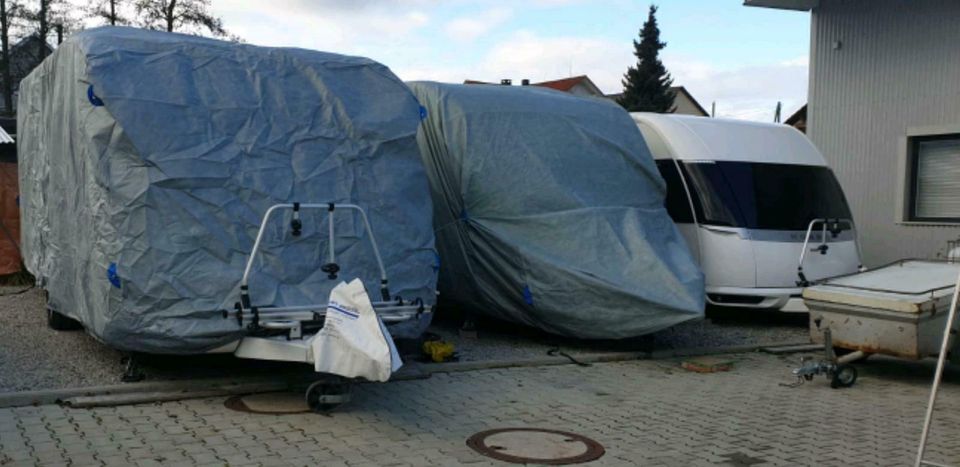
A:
663;54;808;120
396;30;808;122
780;55;809;67
235;0;437;15
444;7;513;42
530;0;586;5
473;31;631;89
210;2;807;122
213;0;432;53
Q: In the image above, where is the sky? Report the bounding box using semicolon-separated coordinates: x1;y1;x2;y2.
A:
210;0;811;121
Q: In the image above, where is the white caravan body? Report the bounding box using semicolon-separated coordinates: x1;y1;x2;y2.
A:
631;113;862;310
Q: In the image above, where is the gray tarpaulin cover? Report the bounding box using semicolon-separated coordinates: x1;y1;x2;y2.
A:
18;27;437;354
408;81;703;339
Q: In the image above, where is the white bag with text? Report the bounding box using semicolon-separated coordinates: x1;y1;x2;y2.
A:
310;279;402;382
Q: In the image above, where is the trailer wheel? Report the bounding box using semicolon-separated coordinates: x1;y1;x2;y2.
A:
830;364;857;389
47;308;82;331
305;379;350;413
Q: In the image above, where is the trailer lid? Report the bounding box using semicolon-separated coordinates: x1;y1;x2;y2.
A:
803;260;960;313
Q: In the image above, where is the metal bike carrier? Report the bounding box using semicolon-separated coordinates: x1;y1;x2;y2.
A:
228;202;427;335
796;218;864;287
915;265;960;467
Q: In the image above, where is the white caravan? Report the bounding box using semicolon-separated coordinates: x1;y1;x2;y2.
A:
632;113;862;311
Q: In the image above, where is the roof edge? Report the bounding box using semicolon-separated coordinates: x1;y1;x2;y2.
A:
743;0;818;11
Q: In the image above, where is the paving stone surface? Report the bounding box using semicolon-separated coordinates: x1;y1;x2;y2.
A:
1;352;958;466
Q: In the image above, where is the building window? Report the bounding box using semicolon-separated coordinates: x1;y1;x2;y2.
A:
909;134;960;222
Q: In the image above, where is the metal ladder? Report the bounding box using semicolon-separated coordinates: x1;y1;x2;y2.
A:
915;265;960;467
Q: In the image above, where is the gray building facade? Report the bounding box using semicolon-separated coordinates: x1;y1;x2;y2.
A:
748;0;960;266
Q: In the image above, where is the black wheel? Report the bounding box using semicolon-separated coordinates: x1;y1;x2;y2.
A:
830;364;858;388
305;379;350;413
47;308;82;331
803;374;814;381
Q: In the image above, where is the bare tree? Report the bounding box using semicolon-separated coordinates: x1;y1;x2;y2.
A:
134;0;227;37
89;0;129;26
0;0;21;115
21;0;79;60
36;0;45;58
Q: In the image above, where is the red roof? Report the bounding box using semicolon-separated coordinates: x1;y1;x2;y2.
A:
463;75;606;97
532;76;590;92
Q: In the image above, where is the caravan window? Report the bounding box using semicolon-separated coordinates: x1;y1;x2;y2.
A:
678;161;852;231
655;160;695;223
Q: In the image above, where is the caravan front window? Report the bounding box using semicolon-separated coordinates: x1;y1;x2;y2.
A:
674;161;852;231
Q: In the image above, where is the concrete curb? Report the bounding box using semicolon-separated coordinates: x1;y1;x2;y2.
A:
0;378;294;409
0;341;813;409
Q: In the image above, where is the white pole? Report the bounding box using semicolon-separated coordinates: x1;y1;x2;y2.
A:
915;266;960;467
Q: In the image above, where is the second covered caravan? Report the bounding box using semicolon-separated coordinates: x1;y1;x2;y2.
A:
409;81;704;339
632;113;862;311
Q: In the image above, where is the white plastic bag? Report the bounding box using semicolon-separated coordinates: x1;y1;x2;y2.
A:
310;278;402;382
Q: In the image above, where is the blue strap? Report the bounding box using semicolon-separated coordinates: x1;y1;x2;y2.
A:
107;263;120;288
87;85;104;107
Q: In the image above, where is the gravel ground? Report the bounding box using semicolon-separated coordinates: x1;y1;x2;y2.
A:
425;307;809;363
0;287;125;393
0;287;808;393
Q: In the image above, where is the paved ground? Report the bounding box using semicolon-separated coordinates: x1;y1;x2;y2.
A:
1;352;958;466
0;287;806;392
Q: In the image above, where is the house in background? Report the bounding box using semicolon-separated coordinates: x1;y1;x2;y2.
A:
464;75;710;117
532;75;606;98
0;34;54;115
747;0;960;266
785;104;806;133
605;85;709;117
666;86;710;117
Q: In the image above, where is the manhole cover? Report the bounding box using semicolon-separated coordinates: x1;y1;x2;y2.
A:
224;392;310;414
466;428;605;465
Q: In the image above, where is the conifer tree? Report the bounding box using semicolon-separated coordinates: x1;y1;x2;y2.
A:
618;5;675;113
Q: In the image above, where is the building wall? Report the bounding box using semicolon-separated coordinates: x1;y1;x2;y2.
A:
808;0;960;266
672;92;707;117
568;83;598;97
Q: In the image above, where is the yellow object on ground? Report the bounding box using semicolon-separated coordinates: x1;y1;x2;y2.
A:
681;357;734;373
422;340;456;363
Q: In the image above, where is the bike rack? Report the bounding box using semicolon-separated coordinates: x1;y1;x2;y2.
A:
227;202;427;335
796;218;864;287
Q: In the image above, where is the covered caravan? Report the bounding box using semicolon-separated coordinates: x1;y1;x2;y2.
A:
408;81;704;339
18;27;437;354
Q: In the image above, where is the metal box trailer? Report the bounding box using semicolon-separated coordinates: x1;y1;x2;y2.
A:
804;260;959;360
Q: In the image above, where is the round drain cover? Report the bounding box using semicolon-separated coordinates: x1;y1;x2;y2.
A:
224;392;310;414
466;428;605;465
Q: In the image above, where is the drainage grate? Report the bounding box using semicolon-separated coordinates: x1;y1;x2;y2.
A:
224;392;311;415
466;428;605;465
